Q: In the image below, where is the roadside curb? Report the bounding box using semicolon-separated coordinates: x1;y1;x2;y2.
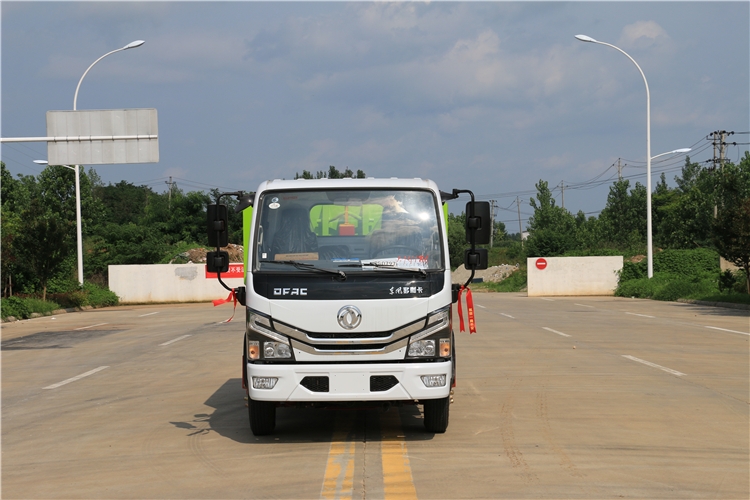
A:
677;299;750;311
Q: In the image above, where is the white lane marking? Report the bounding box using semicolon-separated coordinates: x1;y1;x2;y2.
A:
74;322;108;331
160;334;191;346
500;313;515;319
625;312;655;319
540;298;555;302
542;327;571;337
476;304;487;309
705;326;750;336
575;303;594;308
138;312;160;317
622;355;686;376
44;366;109;389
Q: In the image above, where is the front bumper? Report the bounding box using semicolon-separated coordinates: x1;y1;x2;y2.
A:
247;361;452;402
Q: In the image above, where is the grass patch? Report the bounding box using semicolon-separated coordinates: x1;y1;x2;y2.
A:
688;293;750;305
471;268;527;293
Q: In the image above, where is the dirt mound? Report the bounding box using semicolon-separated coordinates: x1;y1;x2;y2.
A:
170;243;244;264
451;264;519;284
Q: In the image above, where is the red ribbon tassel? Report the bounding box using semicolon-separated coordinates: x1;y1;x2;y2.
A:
457;285;465;332
466;287;476;334
213;289;238;323
455;285;476;334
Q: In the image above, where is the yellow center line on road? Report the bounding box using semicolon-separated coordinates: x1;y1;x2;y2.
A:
320;408;418;499
380;409;417;499
321;413;356;499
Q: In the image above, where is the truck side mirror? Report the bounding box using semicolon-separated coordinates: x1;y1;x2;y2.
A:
464;248;488;271
465;201;491;245
206;250;229;274
207;204;229;247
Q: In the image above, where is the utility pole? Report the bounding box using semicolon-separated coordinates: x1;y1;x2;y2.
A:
489;200;497;248
516;196;523;248
559;180;565;209
165;176;175;210
617;158;622;180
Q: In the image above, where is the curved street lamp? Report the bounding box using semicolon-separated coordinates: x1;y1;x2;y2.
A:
652;148;691;160
575;34;657;278
67;40;145;285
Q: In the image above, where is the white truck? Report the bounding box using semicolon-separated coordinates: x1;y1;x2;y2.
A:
207;178;490;435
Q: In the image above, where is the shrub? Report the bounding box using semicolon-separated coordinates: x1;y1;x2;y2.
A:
719;270;737;293
0;296;62;320
45;283;119;309
1;296;31;320
651;277;717;301
653;248;719;277
48;290;87;308
83;282;119;307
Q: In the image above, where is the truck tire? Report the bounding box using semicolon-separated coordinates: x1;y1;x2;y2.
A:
423;396;450;433
248;398;276;436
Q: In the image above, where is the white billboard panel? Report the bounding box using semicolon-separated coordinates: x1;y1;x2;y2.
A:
46;108;158;165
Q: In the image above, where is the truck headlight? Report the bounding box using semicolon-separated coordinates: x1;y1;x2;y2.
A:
264;342;292;359
408;339;436;357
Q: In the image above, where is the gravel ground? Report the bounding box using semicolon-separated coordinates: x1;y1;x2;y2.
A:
451;264;519;284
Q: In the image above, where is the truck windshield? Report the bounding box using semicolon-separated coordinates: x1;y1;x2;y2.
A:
254;189;444;272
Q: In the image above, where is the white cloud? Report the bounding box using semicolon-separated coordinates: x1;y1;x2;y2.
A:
618;21;671;50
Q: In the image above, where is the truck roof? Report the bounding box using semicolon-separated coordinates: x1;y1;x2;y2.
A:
256;177;440;192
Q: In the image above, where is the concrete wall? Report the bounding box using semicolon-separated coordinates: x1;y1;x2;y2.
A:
720;257;740;272
527;256;623;297
109;264;244;304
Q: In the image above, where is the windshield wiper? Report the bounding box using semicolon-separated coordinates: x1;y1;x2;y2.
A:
340;261;428;277
272;260;347;280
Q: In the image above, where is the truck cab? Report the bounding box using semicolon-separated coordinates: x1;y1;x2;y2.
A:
207;178;489;435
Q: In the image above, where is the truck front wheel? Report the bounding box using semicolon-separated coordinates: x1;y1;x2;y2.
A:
248;398;276;436
423;396;450;433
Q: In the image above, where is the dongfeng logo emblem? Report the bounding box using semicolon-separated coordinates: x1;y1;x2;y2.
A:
337;305;362;330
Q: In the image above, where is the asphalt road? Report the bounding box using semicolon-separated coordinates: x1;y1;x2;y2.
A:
2;294;748;499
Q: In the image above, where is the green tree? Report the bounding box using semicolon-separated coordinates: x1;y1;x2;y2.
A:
573;210;604;251
598;179;647;249
491;219;507;247
656;158;716;248
1;164;24;296
713;154;750;292
294;166;366;179
446;212;466;269
13;197;75;300
525;180;577;256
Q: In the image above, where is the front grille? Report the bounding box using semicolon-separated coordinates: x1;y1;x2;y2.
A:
311;343;385;351
370;375;399;392
307;331;392;340
300;376;329;392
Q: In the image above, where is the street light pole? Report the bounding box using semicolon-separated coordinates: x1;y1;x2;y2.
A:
69;40;145;285
575;34;654;278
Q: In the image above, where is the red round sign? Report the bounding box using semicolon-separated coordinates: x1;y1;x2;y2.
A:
536;258;547;270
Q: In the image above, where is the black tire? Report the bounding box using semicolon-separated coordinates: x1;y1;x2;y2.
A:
423;396;450;433
248;398;276;436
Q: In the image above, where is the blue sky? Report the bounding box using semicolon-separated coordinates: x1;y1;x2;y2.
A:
2;1;748;230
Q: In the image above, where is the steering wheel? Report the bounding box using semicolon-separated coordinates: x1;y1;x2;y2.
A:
372;246;422;259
